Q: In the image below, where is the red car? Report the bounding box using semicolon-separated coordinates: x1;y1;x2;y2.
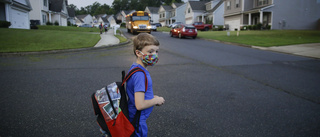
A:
170;24;197;39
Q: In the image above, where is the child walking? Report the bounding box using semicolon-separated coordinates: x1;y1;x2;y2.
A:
126;33;165;137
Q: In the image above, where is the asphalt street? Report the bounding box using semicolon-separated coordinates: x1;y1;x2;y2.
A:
0;30;319;137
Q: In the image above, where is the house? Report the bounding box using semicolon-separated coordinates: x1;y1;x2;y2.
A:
120;10;135;23
93;14;107;26
67;7;75;25
29;0;69;26
185;1;207;24
106;15;116;27
158;5;172;26
75;14;93;26
168;3;187;25
204;0;224;26
49;0;68;26
29;0;49;25
145;6;160;23
114;12;122;24
224;0;320;31
0;0;32;29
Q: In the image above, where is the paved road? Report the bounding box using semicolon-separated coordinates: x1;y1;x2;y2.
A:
0;30;319;137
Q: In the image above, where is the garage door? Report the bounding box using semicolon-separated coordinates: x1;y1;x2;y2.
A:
10;8;29;29
61;17;67;26
225;17;240;31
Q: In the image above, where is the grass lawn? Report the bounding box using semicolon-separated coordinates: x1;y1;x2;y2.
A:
197;30;320;47
0;26;101;52
157;27;172;32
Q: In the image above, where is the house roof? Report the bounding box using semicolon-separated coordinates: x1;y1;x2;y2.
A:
173;3;184;8
189;1;207;11
207;0;224;13
101;17;109;23
162;5;173;11
147;7;160;14
76;14;90;19
67;7;75;17
49;0;65;12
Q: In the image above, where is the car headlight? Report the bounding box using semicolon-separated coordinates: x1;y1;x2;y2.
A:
133;26;138;29
147;26;152;29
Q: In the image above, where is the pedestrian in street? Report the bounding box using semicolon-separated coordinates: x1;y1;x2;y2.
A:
127;33;165;137
99;23;103;34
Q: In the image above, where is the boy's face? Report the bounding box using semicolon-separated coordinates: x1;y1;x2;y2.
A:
136;45;159;57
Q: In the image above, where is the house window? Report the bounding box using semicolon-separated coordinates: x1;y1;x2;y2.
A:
188;8;190;13
227;1;231;10
235;0;240;8
43;0;47;7
163;13;165;18
256;0;268;6
160;14;162;18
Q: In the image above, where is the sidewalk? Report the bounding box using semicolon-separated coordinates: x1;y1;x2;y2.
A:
94;29;120;47
252;43;320;59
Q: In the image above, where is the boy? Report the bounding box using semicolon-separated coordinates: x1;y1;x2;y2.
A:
127;33;165;137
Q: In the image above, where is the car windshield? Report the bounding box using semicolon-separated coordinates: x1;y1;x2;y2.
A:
132;16;149;21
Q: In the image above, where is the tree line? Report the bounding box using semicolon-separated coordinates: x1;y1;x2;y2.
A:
68;0;185;16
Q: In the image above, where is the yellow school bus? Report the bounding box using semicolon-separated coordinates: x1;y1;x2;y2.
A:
126;11;151;34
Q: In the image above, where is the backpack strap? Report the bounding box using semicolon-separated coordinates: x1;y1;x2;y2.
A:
122;67;147;133
122;67;148;92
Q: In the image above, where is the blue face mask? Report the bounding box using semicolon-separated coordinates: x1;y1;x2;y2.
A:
139;51;159;66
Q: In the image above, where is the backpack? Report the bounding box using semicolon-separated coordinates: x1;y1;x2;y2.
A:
91;67;147;137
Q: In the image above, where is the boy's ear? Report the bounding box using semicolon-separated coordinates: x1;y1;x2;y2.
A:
135;50;141;57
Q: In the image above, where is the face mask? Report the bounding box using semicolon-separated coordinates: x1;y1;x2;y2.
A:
139;51;159;66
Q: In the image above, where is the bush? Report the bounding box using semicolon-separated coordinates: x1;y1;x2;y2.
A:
0;21;11;28
46;22;53;25
212;25;224;31
266;25;271;30
256;23;262;30
54;21;59;26
120;23;126;27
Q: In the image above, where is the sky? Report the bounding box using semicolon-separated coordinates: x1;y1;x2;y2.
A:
68;0;189;9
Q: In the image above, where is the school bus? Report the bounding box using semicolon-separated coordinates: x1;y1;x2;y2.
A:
126;11;151;34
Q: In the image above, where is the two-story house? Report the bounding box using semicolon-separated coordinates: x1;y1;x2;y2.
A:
185;1;207;24
169;3;187;25
75;14;93;26
29;0;49;25
93;14;107;26
1;0;32;29
29;0;68;26
225;0;320;31
49;0;68;26
204;0;224;26
120;10;135;23
145;6;160;23
158;5;172;26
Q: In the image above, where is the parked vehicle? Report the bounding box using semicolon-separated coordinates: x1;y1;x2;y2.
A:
154;23;162;27
79;24;93;28
192;22;212;31
170;24;197;39
168;22;182;28
150;23;157;31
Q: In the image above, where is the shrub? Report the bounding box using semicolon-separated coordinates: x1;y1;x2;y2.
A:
266;25;271;30
46;22;53;25
256;23;262;30
54;21;59;26
0;21;11;28
120;23;126;27
212;25;224;31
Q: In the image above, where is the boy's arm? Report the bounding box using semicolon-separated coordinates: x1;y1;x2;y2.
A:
135;92;165;110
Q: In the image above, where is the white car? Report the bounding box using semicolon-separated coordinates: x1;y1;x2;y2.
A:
150;23;157;31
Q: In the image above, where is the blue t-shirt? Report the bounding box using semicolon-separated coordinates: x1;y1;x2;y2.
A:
126;63;154;122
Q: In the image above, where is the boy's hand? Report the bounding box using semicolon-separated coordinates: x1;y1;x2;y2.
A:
154;95;165;106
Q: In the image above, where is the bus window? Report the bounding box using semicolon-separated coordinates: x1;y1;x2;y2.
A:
132;16;149;21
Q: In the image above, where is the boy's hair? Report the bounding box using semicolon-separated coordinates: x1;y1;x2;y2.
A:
133;33;159;57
